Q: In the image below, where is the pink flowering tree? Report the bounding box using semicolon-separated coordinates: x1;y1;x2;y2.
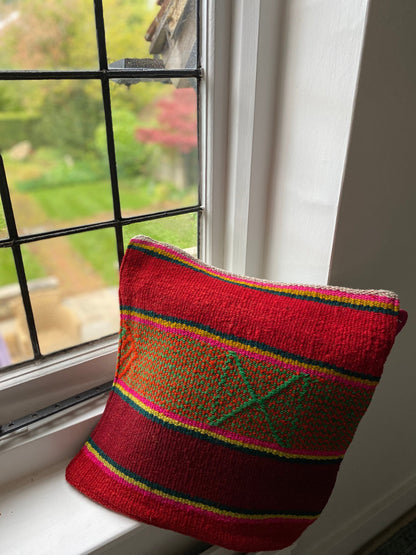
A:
136;87;198;188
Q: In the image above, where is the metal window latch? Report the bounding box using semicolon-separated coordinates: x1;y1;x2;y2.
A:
109;58;171;86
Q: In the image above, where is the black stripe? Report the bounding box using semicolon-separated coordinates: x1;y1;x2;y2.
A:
89;435;322;517
113;385;341;465
128;243;398;316
121;304;380;384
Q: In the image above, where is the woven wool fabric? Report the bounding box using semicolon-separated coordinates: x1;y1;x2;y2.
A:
66;235;404;551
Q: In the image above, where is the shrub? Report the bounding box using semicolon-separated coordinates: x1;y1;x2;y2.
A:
32;85;103;156
95;109;157;178
0;112;39;151
15;156;107;192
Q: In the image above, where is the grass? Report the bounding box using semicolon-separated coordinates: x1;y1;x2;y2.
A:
67;213;198;287
28;178;197;223
31;180;115;222
123;213;198;250
0;206;6;238
68;228;119;286
0;213;198;289
0;149;198;289
0;247;46;287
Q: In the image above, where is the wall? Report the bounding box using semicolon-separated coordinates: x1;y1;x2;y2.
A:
261;0;416;553
263;0;368;284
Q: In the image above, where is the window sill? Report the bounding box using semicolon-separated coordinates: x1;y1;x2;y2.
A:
1;457;235;555
0;395;295;555
0;395;210;555
0;459;140;555
0;456;295;555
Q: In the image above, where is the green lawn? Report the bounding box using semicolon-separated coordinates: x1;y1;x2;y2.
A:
30;178;197;222
68;212;198;287
0;211;198;289
0;151;198;289
122;212;198;251
0;247;46;287
68;228;119;286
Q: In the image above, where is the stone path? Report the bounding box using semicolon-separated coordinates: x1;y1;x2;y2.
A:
11;190;107;296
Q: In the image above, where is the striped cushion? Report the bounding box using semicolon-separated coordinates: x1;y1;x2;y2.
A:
66;235;403;551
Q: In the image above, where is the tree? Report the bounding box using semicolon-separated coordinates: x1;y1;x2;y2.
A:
136;88;197;154
95;109;156;178
0;0;157;71
0;0;163;153
136;87;198;189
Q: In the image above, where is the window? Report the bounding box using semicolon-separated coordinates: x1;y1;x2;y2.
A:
1;3;412;553
0;0;201;432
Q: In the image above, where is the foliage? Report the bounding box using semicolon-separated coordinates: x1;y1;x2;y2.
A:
0;0;96;70
15;156;107;192
0;0;157;68
95;109;157;178
136;88;198;154
0;0;161;112
0;1;199;288
0;84;22;111
0;247;45;287
32;85;102;155
0;112;39;151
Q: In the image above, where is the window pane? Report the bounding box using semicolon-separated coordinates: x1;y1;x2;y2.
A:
0;80;115;235
123;212;198;253
111;81;198;216
104;0;197;70
0;0;98;70
21;229;119;356
0;247;32;366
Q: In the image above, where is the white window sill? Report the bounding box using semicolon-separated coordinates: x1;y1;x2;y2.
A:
0;459;291;555
0;459;141;555
0;396;295;555
0;457;294;555
1;457;247;555
0;394;210;555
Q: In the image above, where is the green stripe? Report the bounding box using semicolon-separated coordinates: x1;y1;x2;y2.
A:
128;244;398;316
121;305;380;384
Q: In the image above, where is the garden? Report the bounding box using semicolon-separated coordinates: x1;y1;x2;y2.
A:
0;0;199;291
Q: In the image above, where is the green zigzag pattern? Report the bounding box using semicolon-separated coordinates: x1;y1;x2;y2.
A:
209;351;310;448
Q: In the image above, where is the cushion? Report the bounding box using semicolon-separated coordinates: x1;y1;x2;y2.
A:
66;235;405;551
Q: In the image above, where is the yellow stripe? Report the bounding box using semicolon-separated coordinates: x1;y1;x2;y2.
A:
135;243;398;312
86;440;318;521
122;309;377;388
113;381;342;461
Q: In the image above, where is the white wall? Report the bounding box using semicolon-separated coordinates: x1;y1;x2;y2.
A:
263;0;369;285
257;0;416;553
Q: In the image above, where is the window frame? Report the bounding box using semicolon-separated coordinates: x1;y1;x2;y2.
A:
0;0;320;474
0;0;202;431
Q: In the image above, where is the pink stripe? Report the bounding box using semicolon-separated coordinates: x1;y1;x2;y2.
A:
131;239;398;306
114;377;344;458
84;445;314;523
121;313;375;391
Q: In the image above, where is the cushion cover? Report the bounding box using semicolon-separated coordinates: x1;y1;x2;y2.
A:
66;236;403;551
